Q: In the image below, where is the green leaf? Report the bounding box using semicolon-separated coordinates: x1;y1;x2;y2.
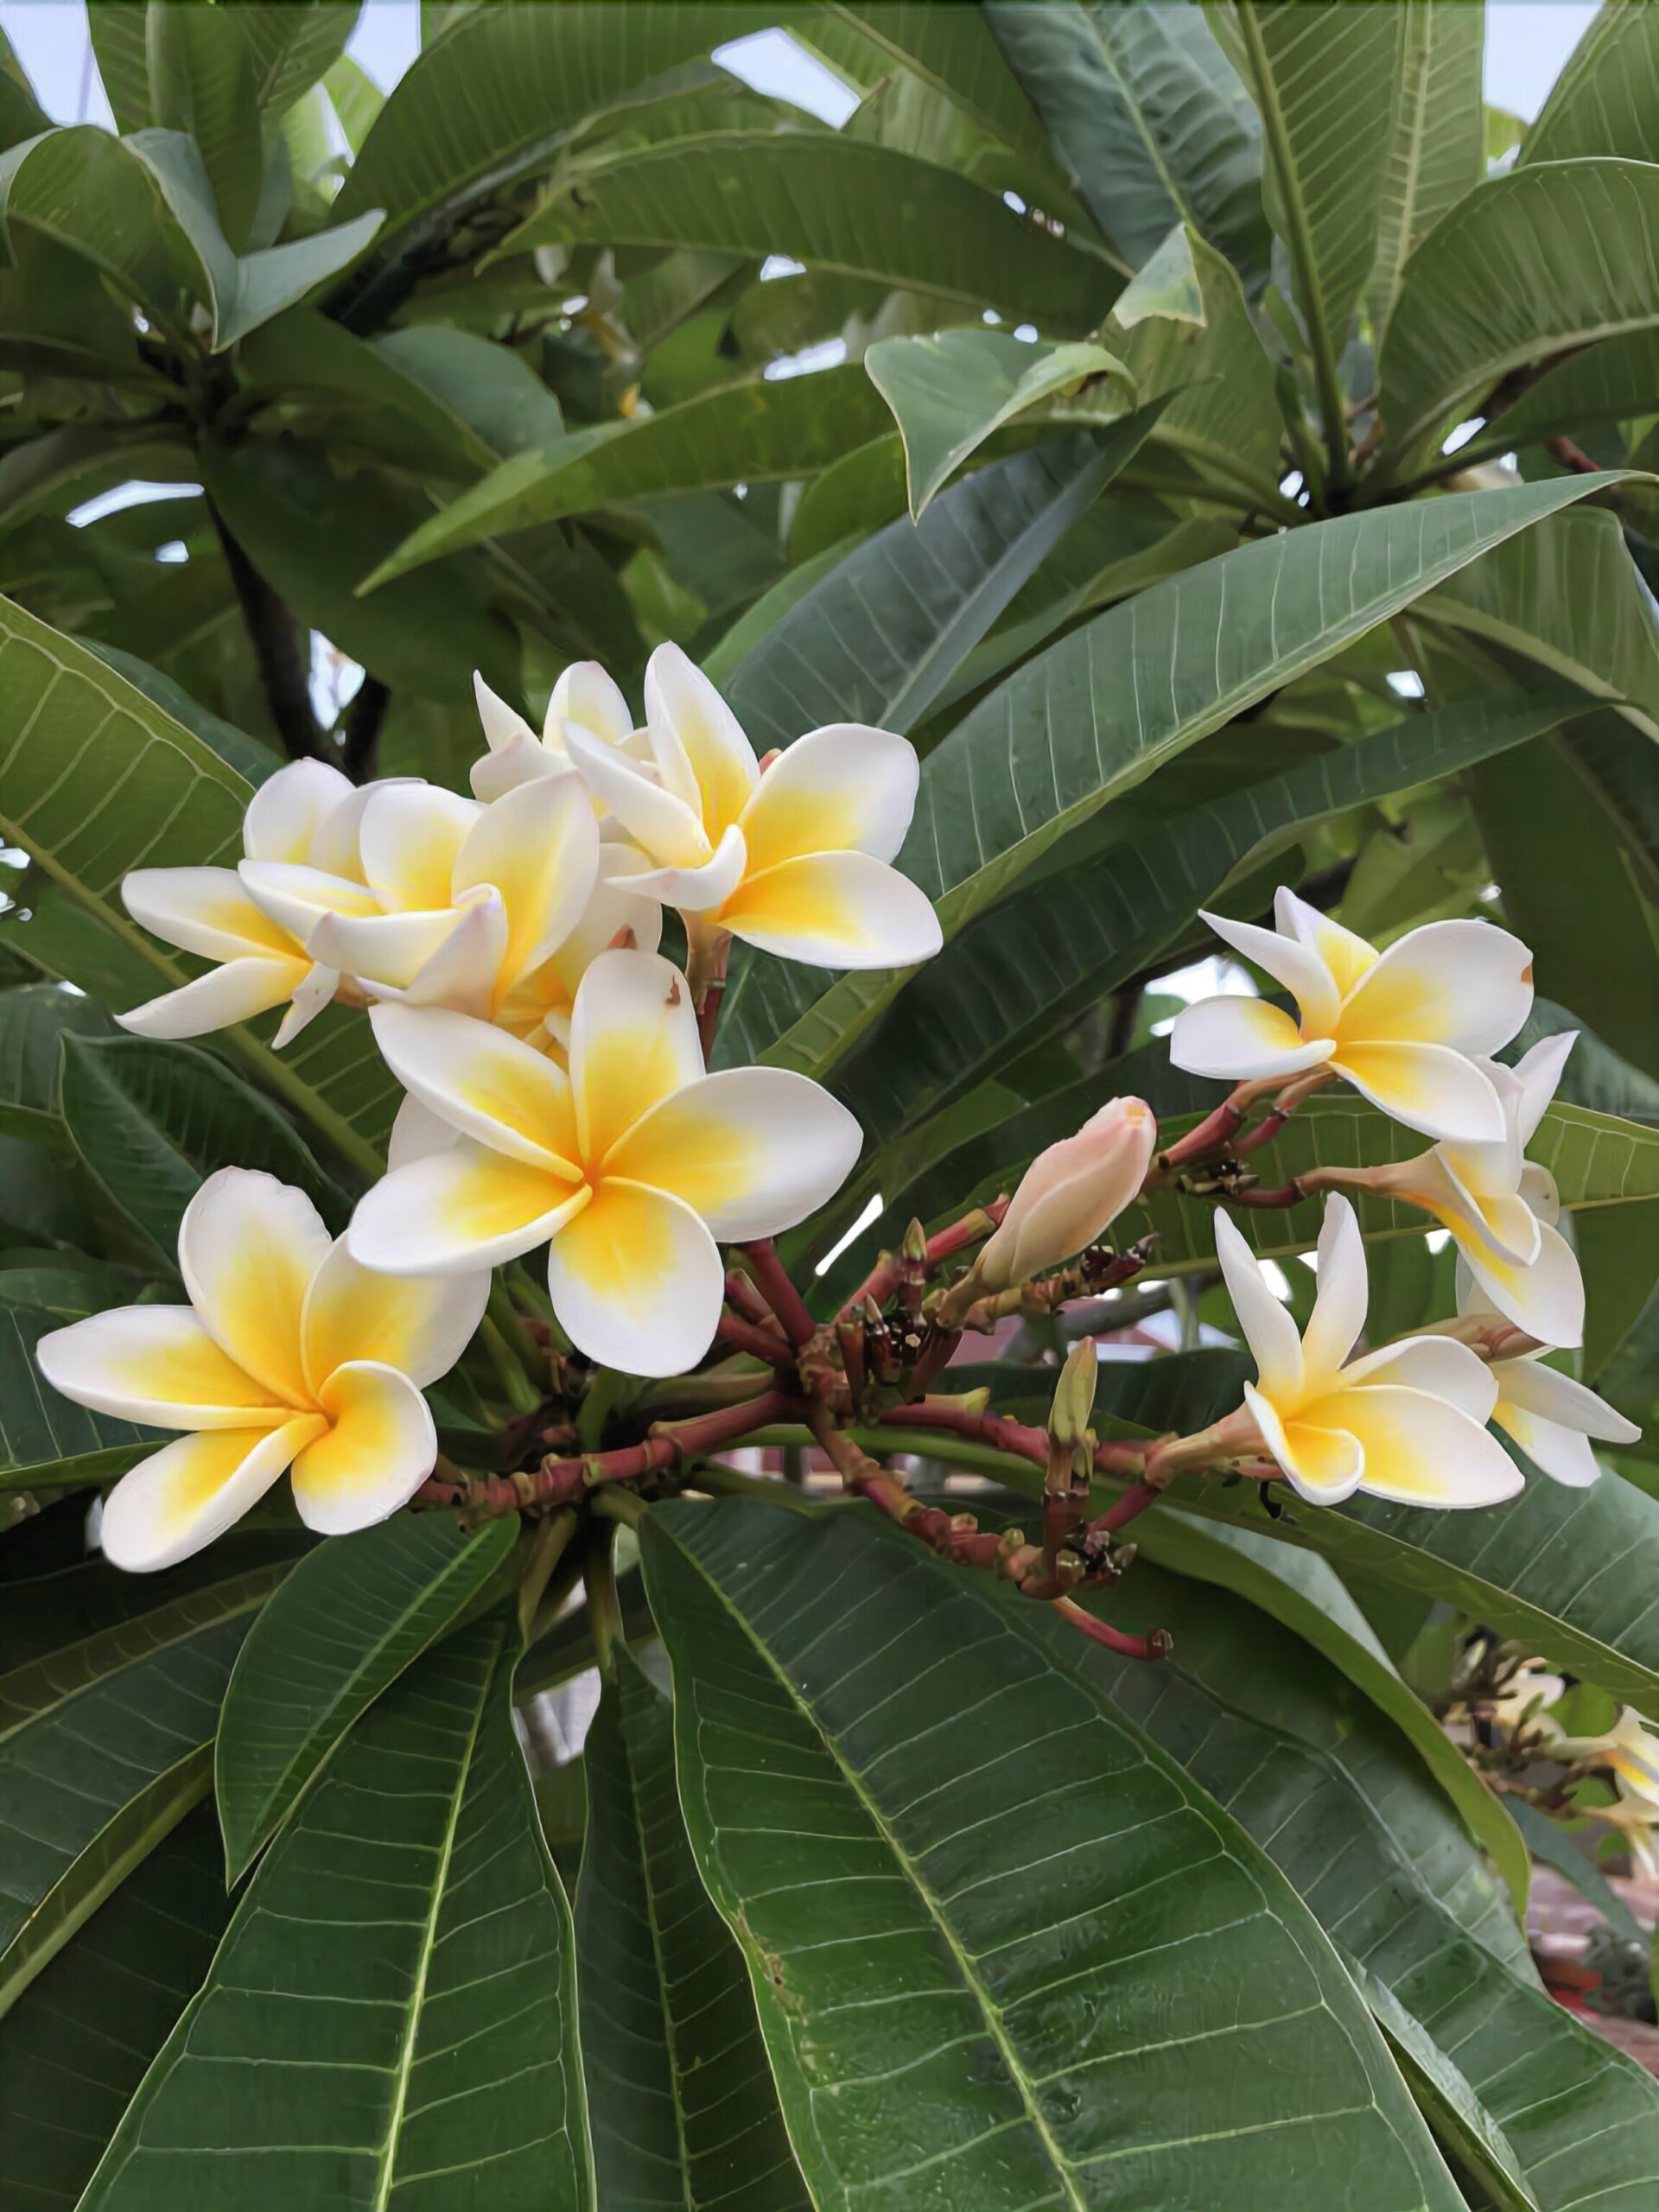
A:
87;2;151;134
577;1647;808;2211
785;435;907;563
80;1611;594;2211
324;50;384;153
1226;2;1403;410
334;1;760;253
0;1301;155;1493
1111;218;1205;326
984;0;1269;286
0;1803;230;2212
78;640;283;788
866;327;1132;518
372;326;564;457
0;984;113;1150
0;1558;286;2013
1368;1;1484;333
1489;329;1659;461
830;1;1055;165
59;1035;352;1268
363;363;893;585
1380;160;1659;463
499;131;1116;335
643;1497;1464;2212
1505;1798;1646;1948
1522;1;1659;166
1071;1556;1659;2212
236;3;362;120
215;1512;518;1884
754;474;1620;1082
147;3;264;249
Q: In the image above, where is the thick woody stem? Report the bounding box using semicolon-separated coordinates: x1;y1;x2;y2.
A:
741;1238;817;1347
716;1312;797;1370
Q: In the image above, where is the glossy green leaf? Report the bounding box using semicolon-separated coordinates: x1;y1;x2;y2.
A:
0;1301;155;1493
363;364;892;586
80;1611;593;2212
237;3;362;120
644;1497;1465;2212
147;3;263;250
985;0;1269;285
0;1802;230;2212
753;474;1619;1080
1486;329;1659;461
499;131;1116;335
215;1511;518;1883
60;1035;352;1267
1067;1559;1659;2212
1381;160;1659;462
372;326;564;457
1522;1;1659;166
0;984;112;1150
866;327;1131;517
0;1559;286;2013
1368;1;1484;332
577;1648;807;2212
830;1;1054;163
87;3;149;133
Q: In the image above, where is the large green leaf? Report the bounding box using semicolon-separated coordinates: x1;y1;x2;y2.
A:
334;2;764;251
985;0;1269;285
866;327;1131;518
0;1559;286;2013
1368;0;1484;331
0;1301;155;1494
1380;160;1659;462
753;474;1619;1080
363;364;893;586
0;1803;230;2212
0;983;113;1150
81;1611;593;2211
236;3;362;120
215;1511;518;1884
577;1647;808;2212
59;1035;352;1268
1483;329;1659;461
499;131;1116;334
643;1497;1465;2212
1522;1;1659;166
1224;2;1403;413
147;3;263;250
1067;1559;1659;2212
87;3;150;133
829;1;1055;165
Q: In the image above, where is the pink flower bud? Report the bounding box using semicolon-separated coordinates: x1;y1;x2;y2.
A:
976;1098;1156;1292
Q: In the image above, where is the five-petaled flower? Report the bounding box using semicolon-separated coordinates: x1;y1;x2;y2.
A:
562;642;944;970
347;948;862;1376
1211;1194;1521;1508
470;662;648;806
1456;1268;1637;1486
1171;887;1534;1142
35;1168;488;1571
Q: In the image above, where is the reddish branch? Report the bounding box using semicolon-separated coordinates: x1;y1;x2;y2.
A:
716;1312;796;1369
741;1238;817;1347
841;1199;1009;1319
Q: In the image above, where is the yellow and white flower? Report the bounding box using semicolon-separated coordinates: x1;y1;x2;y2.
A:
1211;1194;1521;1508
118;759;380;1047
561;642;943;970
1488;1661;1567;1744
1588;1789;1659;1880
470;662;649;807
1556;1707;1659;1809
347;948;862;1376
1366;1033;1585;1348
1457;1268;1637;1487
1171;887;1534;1142
35;1168;488;1570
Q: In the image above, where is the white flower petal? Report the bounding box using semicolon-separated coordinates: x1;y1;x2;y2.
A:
349;1143;588;1274
272;963;340;1049
1244;1382;1364;1505
289;1362;437;1535
1215;1210;1302;1401
369;1002;581;1169
1338;918;1534;1058
302;1238;489;1395
1510;1031;1576;1147
308;905;474;995
1332;1039;1506;1144
644;641;757;838
1492;1402;1602;1488
309;776;418;881
1300;1383;1523;1507
1275;887;1376;1000
238;860;380;946
394;888;507;1020
1458;1217;1585;1349
1300;1194;1368;1382
1167;996;1334;1083
1342;1334;1498;1421
606;1066;863;1238
546;659;634;752
1521;1161;1562;1227
453;772;600;989
564;718;709;868
242;760;356;865
624;823;747;916
473;670;537;754
117;957;306;1040
124;867;296;963
1497;1355;1640;1444
569;947;702;1162
388;1092;463;1169
180;1168;329;1407
738;722;920;871
100;1418;323;1573
1197;906;1340;1033
547;1178;724;1376
35;1305;289;1429
718;849;943;968
359;784;479;911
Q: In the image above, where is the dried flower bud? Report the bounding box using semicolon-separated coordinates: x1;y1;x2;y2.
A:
976;1098;1157;1293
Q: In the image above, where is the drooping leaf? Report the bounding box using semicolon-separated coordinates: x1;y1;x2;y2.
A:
1486;329;1659;461
1380;159;1659;462
830;1;1056;165
215;1511;518;1883
985;0;1270;286
498;132;1116;334
577;1648;808;2212
1368;1;1484;332
643;1497;1465;2212
865;327;1132;517
80;1611;593;2212
147;3;264;250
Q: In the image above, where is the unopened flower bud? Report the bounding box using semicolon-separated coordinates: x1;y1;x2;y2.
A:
976;1098;1157;1293
1049;1337;1098;1452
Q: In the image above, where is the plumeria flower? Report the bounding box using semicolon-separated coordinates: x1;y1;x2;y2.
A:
35;1169;487;1570
1208;1195;1520;1507
470;663;651;809
1589;1788;1659;1881
1487;1661;1567;1745
119;759;380;1047
1171;887;1533;1142
975;1098;1157;1293
348;948;862;1376
1555;1707;1659;1808
1455;1267;1637;1487
1364;1033;1585;1347
562;642;943;970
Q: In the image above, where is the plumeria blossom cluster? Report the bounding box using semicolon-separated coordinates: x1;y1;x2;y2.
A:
1471;1663;1659;1879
